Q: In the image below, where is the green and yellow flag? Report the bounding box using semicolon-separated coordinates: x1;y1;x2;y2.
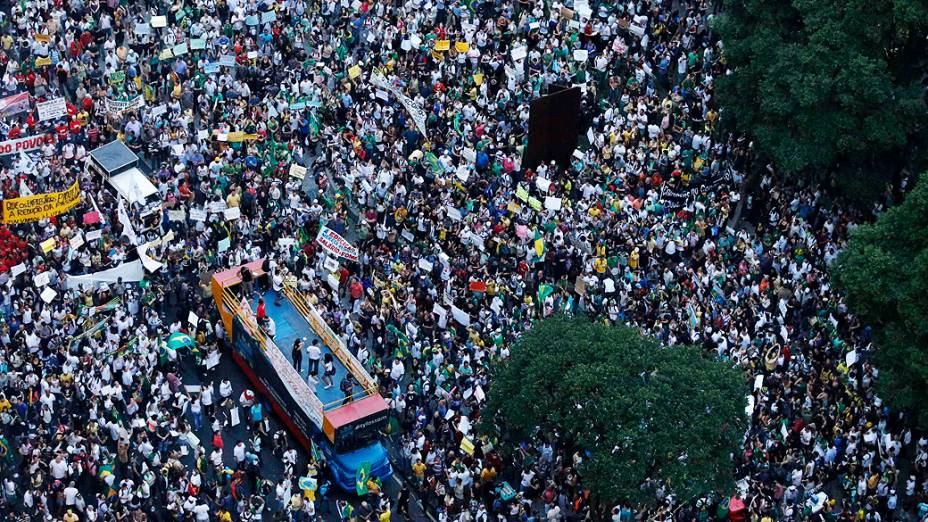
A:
355;462;372;495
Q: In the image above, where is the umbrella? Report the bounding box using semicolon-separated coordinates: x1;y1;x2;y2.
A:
166;332;196;350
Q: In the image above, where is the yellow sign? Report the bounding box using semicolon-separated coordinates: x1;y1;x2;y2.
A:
35;57;52;67
460;436;475;455
455;42;469;53
2;181;80;224
227;131;245;142
35;34;51;43
347;65;362;79
40;237;56;253
473;73;484;85
434;40;450;51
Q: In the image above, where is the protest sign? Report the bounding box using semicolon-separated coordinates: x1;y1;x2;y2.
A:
103;95;146;116
0;134;53;156
2;180;80;224
36;98;67;121
316;226;359;262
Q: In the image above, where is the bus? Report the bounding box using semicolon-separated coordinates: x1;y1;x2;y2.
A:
211;260;392;491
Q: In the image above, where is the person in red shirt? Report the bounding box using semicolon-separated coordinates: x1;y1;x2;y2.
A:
55;123;69;142
255;298;266;322
349;277;363;301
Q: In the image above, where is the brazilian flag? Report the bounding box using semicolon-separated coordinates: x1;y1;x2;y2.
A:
0;435;12;464
355;462;372;495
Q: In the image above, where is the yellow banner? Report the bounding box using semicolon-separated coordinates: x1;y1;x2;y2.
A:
2;181;80;224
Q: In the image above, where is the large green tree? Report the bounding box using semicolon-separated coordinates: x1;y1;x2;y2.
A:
483;316;746;509
715;0;928;188
833;174;928;426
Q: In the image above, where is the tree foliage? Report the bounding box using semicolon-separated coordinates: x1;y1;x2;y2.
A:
833;174;928;426
483;316;747;508
715;0;928;181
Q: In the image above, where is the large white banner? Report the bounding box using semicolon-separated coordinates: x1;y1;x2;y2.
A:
63;260;146;289
104;95;146;116
0;134;53;156
36;97;67;121
316;226;359;262
371;72;428;137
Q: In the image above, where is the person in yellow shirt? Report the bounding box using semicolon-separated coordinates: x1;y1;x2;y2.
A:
411;459;426;484
378;508;391;522
226;186;242;208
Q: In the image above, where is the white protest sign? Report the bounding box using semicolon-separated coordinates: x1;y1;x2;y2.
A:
86;229;103;241
33;271;50;287
451;305;471;326
37;97;67;121
190;208;207;221
544;196;562;211
535;176;552;192
11;263;26;277
69;233;85;250
223;206;241;221
40;287;57;303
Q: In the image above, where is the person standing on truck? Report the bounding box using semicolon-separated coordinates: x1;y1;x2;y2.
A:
322;353;336;389
291;339;304;374
307;339;322;375
340;374;355;405
240;267;254;298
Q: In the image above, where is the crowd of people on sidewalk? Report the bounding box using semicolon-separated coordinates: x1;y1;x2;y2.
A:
1;0;927;520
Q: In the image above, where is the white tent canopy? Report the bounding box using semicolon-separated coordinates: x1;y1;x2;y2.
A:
108;167;158;204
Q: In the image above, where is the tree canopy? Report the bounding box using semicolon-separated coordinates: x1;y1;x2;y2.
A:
483;316;747;508
833;174;928;426
715;0;928;187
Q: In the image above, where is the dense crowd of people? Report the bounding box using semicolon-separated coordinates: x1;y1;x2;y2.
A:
0;0;927;520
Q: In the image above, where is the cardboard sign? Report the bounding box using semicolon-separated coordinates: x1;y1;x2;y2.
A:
289;164;307;180
544;196;562;211
223;207;241;221
217;237;231;253
150;16;167;28
189;208;207;221
348;65;362;79
33;271;51;287
69;233;84;250
86;229;103;241
40;287;57;303
83;211;101;225
40;237;56;253
11;263;27;277
434;40;450;51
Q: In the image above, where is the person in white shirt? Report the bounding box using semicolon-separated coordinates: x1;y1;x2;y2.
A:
233;441;247;464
